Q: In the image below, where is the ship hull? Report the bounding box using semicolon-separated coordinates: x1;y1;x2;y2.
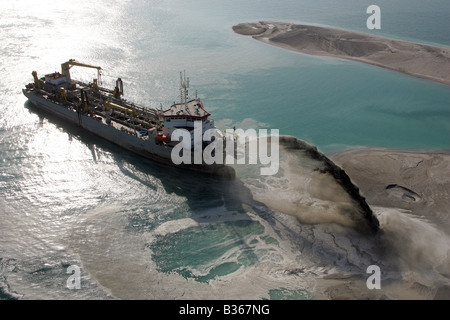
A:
23;90;235;179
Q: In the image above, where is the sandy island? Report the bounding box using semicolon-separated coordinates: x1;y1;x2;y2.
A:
233;21;450;86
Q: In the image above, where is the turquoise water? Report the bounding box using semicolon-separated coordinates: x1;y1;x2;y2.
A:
1;0;449;300
208;61;450;153
119;0;450;153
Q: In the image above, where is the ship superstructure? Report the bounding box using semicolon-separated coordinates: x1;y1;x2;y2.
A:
23;59;235;179
158;72;215;146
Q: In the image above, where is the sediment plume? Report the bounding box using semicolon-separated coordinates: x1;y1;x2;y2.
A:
238;135;380;234
280;136;379;233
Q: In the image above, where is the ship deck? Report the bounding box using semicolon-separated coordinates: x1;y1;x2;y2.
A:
25;79;162;141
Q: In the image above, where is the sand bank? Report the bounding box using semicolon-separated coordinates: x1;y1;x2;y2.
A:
233;21;450;86
331;148;450;231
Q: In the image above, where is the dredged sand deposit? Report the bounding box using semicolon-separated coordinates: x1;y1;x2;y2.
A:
329;149;450;299
332;149;450;231
233;21;450;86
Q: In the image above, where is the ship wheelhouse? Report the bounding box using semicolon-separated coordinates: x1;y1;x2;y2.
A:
157;98;215;139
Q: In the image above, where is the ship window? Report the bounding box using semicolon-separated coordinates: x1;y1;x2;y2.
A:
166;119;171;122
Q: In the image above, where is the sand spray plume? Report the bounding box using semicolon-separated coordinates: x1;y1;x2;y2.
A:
376;208;450;274
236;135;380;234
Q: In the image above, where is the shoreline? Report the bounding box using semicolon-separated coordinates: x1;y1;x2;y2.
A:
233;21;450;86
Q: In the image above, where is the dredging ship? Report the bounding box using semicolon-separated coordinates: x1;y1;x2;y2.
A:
23;59;235;179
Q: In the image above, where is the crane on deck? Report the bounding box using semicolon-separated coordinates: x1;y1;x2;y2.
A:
61;59;102;85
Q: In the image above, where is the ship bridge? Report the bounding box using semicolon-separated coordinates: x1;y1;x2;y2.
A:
158;99;211;128
157;99;214;139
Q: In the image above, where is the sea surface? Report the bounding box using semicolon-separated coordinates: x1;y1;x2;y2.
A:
1;0;449;299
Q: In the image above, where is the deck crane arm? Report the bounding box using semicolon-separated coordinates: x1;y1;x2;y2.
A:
61;59;102;85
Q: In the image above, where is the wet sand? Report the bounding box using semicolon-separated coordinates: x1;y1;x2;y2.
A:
233;21;450;86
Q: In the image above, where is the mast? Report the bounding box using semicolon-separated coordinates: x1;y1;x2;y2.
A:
180;71;189;106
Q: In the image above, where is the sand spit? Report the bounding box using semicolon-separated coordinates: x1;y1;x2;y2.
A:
233;21;450;86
